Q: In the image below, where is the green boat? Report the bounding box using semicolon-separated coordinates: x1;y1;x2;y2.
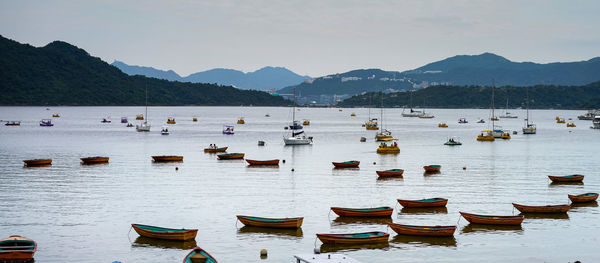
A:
183;247;217;263
444;137;462;146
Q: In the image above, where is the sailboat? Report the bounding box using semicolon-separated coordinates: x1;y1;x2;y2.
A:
283;88;312;145
375;91;394;141
522;88;536;134
136;86;151;132
499;94;518;118
365;93;379;130
477;83;497;141
402;90;424;117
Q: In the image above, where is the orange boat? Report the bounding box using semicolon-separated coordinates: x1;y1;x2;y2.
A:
376;169;404;177
459;212;524;225
152;156;183;162
388;223;456;237
236;215;303;228
512;203;570;213
548;174;584;182
423;165;441;172
0;235;37;261
568;193;599;203
131;224;197;241
397;198;448;208
330;207;393;217
316;231;389;244
203;147;228;153
80;156;109;164
23;159;52;166
332;160;360;168
217;153;245;160
245;159;280;165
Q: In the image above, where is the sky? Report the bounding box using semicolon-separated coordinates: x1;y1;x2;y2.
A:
1;0;599;77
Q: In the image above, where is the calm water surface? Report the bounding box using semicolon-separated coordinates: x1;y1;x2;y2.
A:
0;106;598;263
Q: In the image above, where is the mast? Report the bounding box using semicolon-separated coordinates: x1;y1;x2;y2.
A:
526;87;530;126
380;90;384;131
292;87;296;121
491;80;495;131
368;93;372;120
144;84;148;124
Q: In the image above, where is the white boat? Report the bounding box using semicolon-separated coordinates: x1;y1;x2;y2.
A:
578;110;599;120
401;91;425;117
136;87;151;132
375;90;394;141
522;88;536;134
499;97;518;118
592;116;600;129
284;88;312;145
161;126;169;135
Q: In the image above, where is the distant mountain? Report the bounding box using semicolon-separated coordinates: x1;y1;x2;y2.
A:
0;35;287;106
112;61;310;91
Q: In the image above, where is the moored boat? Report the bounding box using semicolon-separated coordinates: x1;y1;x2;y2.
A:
458;118;468;124
236;215;303;228
52;114;60;117
423;165;441;172
39;119;54;126
397;198;448;208
459;211;524;225
332;160;360;168
377;142;399;154
548;174;584;182
237;117;245;124
152;155;183;162
512;203;570;213
167;117;176;124
5;121;21;126
245;159;279;165
568;193;599;203
330;207;393;217
121;117;128;123
388;223;456;237
131;224;197;240
376;169;404;177
222;125;234;135
438;122;448;128
80;156;109;164
203;147;228;153
0;235;37;261
23;159;52;166
444;137;462;146
217;153;244;160
183;247;218;263
316;231;389;244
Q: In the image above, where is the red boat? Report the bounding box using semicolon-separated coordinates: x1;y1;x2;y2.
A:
460;211;524;225
548;174;584;182
0;235;37;261
512;203;570;213
388;223;456;237
568;193;599;203
423;165;441;172
332;160;360;168
376;169;404;177
330;207;393;217
397;198;448;208
23;159;52;167
245;159;279;165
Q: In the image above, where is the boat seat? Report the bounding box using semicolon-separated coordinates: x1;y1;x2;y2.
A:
190;253;208;263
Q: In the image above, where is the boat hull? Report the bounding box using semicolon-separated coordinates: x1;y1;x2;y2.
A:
423;165;441;172
512;203;570;213
568;193;599;203
283;137;312;145
459;212;524;225
132;224;197;241
377;147;400;154
203;147;228;153
548;175;584;182
152;156;183;162
0;235;37;261
388;223;456;237
376;169;404;177
217;153;245;160
397;198;448;208
23;159;52;166
332;161;360;168
245;159;279;165
236;215;303;228
80;157;109;164
317;232;389;244
183;247;218;263
331;207;393;217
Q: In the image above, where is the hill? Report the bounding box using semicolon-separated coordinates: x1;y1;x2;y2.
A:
0;35;287;106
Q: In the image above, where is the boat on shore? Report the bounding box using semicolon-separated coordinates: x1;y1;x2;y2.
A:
203;147;228;153
131;224;197;241
245;159;279;165
316;231;389;244
80;156;109;164
397;198;448;208
217;153;244;160
548;174;584;182
152;155;183;162
568;193;599;203
236;215;303;228
0;235;37;261
459;212;524;225
23;159;52;166
423;165;441;172
183;247;218;263
512;203;570;213
376;169;404;177
330;207;393;217
332;160;360;168
388;223;456;237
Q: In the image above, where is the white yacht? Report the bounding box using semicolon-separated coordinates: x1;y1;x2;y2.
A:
284;88;312;145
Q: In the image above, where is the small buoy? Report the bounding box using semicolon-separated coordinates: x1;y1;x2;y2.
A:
313;247;321;254
360;137;366;142
175;167;179;171
282;159;286;163
260;249;267;258
512;131;517;135
373;162;376;165
291;168;294;172
463;166;466;170
258;140;265;146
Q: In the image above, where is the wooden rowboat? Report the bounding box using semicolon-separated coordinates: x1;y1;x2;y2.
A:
330;207;393;217
245;159;280;165
217;153;245;160
568;193;599;203
397;198;448;208
183;247;218;263
80;156;109;164
423;165;441;172
548;174;584;182
131;224;197;241
236;215;303;228
203;147;228;153
376;169;404;177
512;203;570;213
316;231;389;244
388;223;456;237
332;160;360;168
152;155;183;162
459;212;524;225
0;235;37;261
23;159;52;166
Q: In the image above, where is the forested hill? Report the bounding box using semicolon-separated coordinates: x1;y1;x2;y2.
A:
0;36;287;106
338;82;600;109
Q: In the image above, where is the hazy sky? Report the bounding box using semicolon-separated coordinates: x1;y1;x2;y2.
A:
1;0;599;77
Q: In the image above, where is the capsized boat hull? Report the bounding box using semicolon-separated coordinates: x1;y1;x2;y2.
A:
568;193;599;203
316;231;389;244
331;207;393;217
0;235;37;260
389;223;456;237
512;203;570;213
397;198;448;208
132;224;197;241
459;212;524;225
236;215;303;228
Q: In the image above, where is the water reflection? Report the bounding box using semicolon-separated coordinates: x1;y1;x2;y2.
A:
331;217;393;226
132;236;197;250
80;162;109;166
390;235;457;247
319;242;389;253
570;201;598;209
376;176;403;181
423;171;441;176
237;226;303;238
460;224;523;234
520;213;570;220
549;182;584;187
400;207;448;214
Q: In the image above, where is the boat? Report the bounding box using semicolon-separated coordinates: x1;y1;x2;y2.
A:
423;165;441;172
136;87;151;132
136;114;144;120
182;247;218;263
126;122;134;127
444;137;462;146
377;141;399;154
566;120;576;127
499;96;518;118
39;119;54;126
161;126;169;135
477;119;485;123
500;131;511;139
350;113;356;117
512;203;570;213
101;117;111;123
0;235;37;261
458;118;468;124
203;146;228;153
388;223;456;237
365;118;379;130
331;207;393;217
548;174;584;182
316;231;389;244
237;117;245;124
5;121;21;126
402;92;424;117
490;116;499;121
376;169;404;177
578;109;599;120
245;159;279;165
459;212;524;225
264;114;270;117
593;116;600;129
23;159;52;166
121;117;128;123
556;118;565;124
80;156;109;164
167;117;176;124
131;224;197;240
332;160;360;168
397;198;448;208
418;113;434;119
522;88;536;134
52;114;60;117
151;155;183;162
477;130;495;141
222;125;234;135
284;87;312;145
438;123;448;128
568;193;599;203
217;153;244;160
302;119;310;126
374;91;395;141
236;215;303;228
192;117;198;122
